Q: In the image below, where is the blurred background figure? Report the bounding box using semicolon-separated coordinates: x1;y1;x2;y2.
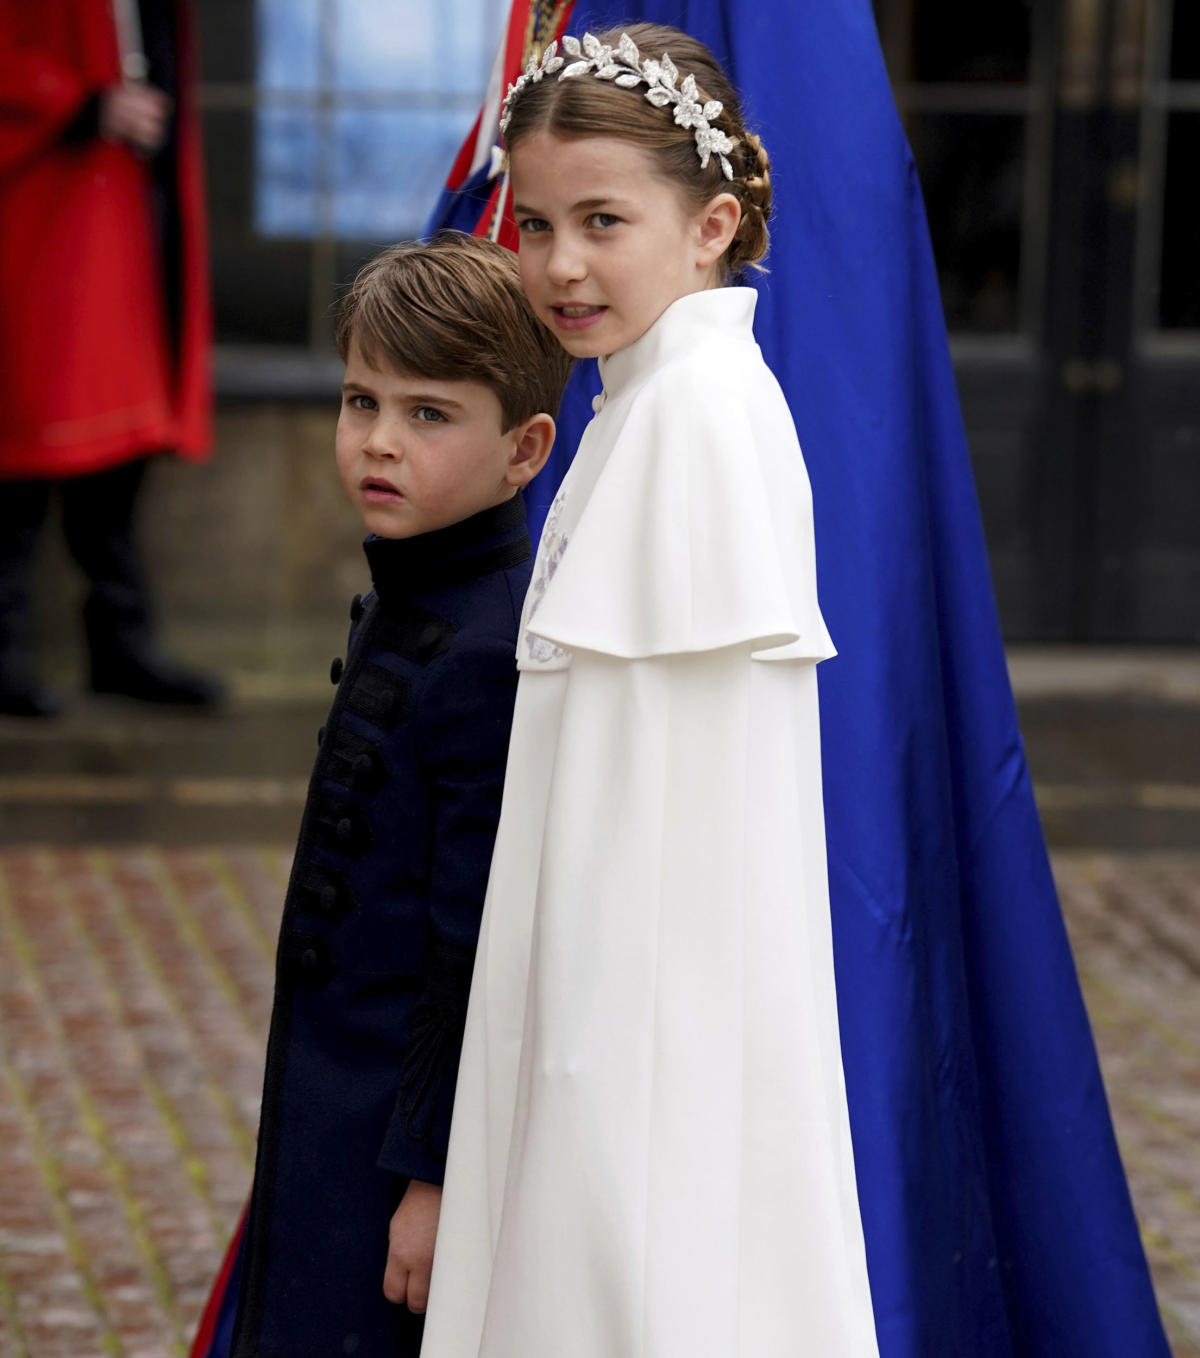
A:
0;0;222;716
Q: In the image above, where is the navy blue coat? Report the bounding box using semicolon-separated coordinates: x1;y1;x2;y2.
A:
231;497;532;1358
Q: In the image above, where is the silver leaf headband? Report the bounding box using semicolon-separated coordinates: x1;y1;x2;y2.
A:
499;31;736;181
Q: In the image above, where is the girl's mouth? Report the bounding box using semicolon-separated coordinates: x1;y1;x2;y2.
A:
553;304;606;331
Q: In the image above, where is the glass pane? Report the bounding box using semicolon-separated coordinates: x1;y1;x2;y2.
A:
1170;1;1200;79
912;0;1031;82
332;108;476;239
252;0;505;244
908;113;1026;332
257;0;322;91
334;0;496;95
205;109;314;344
1160;113;1200;328
256;106;323;237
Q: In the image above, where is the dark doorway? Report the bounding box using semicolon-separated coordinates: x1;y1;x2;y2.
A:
875;0;1200;642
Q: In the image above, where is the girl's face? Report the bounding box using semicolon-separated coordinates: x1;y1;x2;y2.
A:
511;132;735;359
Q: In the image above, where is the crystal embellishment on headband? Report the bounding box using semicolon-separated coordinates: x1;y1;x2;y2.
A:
499;31;736;180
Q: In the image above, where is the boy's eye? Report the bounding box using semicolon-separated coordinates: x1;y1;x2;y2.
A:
347;393;376;412
516;217;550;234
415;406;447;423
587;212;621;229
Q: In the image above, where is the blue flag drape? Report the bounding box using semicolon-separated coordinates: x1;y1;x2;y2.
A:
432;3;1170;1354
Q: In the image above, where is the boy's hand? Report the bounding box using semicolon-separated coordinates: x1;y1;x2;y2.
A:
383;1178;443;1313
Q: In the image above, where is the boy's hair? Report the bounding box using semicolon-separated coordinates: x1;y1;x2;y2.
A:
335;232;574;431
503;23;771;280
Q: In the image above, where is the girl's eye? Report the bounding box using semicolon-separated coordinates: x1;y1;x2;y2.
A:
588;212;621;230
517;217;550;234
415;406;447;424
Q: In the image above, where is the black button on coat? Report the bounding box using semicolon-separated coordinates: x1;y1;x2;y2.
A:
231;497;532;1358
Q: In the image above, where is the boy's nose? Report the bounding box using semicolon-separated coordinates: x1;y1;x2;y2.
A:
362;424;402;461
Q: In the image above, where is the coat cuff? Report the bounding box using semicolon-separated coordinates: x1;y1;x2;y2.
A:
377;936;475;1183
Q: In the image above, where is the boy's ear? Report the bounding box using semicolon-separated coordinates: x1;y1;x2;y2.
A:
505;412;556;488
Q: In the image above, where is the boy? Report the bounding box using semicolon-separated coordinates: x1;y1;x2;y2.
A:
214;232;572;1358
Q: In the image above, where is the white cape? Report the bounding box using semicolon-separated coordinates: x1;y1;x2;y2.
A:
421;289;879;1358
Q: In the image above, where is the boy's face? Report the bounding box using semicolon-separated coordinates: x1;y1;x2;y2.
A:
336;343;519;539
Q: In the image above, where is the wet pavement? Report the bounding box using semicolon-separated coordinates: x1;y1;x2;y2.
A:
2;683;1199;852
0;665;1198;1356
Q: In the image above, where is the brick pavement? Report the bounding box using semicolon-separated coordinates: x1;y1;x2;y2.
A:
1054;854;1200;1356
0;846;1196;1357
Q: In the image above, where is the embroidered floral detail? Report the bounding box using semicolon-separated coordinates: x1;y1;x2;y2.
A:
500;31;735;180
528;634;564;663
524;488;570;664
395;937;475;1143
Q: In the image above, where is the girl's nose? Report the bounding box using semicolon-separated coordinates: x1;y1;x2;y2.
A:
546;237;586;287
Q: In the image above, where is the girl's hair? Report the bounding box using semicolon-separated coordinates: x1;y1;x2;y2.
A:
503;23;771;278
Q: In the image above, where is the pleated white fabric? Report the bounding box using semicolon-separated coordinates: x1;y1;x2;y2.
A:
420;289;879;1358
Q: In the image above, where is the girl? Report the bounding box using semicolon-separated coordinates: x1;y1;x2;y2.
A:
420;24;880;1358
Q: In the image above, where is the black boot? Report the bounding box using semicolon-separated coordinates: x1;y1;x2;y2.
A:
0;480;61;718
82;581;226;705
0;645;62;717
63;460;226;708
0;654;61;717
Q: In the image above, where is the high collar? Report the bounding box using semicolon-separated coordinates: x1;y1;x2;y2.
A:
597;287;759;405
363;494;530;603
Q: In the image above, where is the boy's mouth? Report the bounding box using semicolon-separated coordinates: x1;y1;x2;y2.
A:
361;476;404;503
552;304;606;331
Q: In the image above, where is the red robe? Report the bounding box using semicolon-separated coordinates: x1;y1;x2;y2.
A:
0;0;211;479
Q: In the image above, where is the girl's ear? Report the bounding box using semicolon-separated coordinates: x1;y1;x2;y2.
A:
695;192;742;269
505;412;556;488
